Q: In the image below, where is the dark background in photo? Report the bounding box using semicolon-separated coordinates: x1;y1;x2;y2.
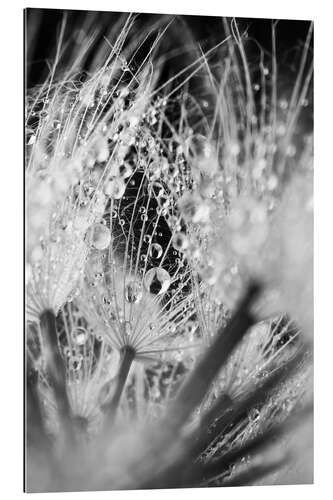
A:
25;8;312;88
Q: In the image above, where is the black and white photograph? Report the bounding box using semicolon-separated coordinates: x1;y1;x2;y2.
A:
24;6;314;493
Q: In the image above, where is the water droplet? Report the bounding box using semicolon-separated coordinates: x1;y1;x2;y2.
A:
104;177;126;199
72;327;88;346
122;321;132;341
125;280;143;304
185;320;198;338
286;144;296;157
173;232;188;252
64;347;72;358
267;175;278;190
152;181;164;197
149;243;163;259
90;224;111;250
229;143;240;156
279;99;288;110
178;193;210;224
52;119;61;130
144;267;171;295
69;355;82;371
149;161;162;181
28;134;36;145
118;162;133;179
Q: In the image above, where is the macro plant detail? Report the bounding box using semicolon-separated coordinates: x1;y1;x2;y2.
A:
25;10;313;492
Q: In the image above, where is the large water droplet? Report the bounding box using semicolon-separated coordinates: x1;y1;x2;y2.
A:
173;232;188;252
144;267;171;295
104;177;126;199
149;243;163;259
90;223;111;250
72;327;88;346
125;280;143;304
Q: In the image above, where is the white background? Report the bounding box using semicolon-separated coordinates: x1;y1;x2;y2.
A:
0;0;331;498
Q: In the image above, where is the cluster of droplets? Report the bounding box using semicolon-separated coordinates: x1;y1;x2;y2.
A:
70;98;204;366
37;304;122;438
170;86;313;311
26;50;155;265
26;46;163;321
25;35;214;450
26;204;90;320
25;17;313;492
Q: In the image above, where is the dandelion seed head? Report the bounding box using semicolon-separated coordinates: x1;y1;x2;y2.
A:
26;13;313;491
